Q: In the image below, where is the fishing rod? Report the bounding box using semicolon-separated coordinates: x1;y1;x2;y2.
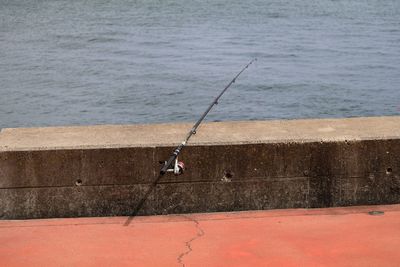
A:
160;58;257;175
123;59;257;224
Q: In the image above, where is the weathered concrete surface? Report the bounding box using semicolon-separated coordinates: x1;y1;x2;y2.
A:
1;205;400;267
1;116;400;150
0;116;399;219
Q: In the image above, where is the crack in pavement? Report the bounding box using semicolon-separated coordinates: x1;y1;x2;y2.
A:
177;215;205;267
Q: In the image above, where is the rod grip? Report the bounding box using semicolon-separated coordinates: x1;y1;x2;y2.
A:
160;154;178;175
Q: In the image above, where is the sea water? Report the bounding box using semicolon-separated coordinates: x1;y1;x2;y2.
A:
1;0;399;129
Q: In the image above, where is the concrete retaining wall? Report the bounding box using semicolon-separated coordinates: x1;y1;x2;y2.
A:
1;116;399;219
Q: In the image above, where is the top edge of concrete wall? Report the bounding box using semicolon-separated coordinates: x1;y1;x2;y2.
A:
1;116;400;151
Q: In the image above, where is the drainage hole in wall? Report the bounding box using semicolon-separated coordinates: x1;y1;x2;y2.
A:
225;171;233;179
221;170;234;182
386;167;393;175
75;179;83;186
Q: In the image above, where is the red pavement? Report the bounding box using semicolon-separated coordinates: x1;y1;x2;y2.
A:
1;205;400;267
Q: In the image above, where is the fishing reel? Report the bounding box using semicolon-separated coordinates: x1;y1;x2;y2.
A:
160;157;185;175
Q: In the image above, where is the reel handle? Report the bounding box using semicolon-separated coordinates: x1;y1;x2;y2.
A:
160;154;177;175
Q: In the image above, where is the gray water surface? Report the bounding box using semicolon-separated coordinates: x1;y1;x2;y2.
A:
1;0;399;129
